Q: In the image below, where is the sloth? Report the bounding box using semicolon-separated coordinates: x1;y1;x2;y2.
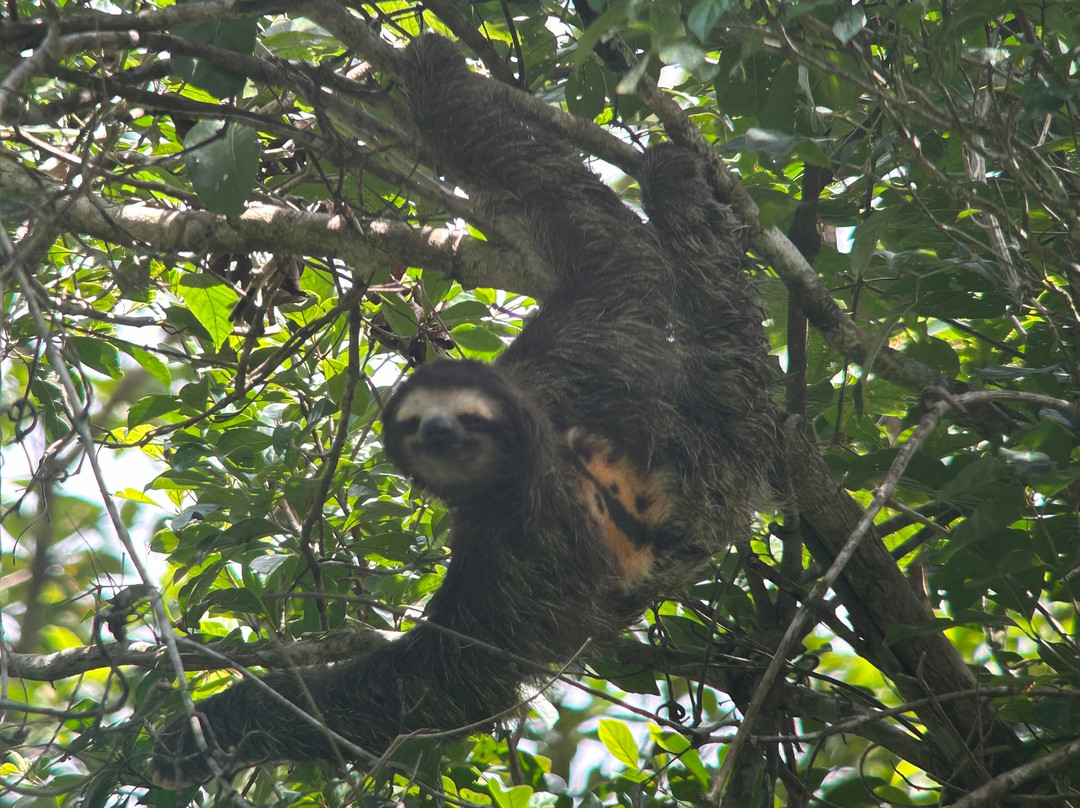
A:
148;35;778;788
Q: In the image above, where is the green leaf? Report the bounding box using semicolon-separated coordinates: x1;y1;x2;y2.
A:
1030;697;1080;734
422;272;456;306
179;377;210;410
217;425;273;454
998;447;1055;478
615;55;652;96
658;41;710;76
439;300;490;327
860;311;904;377
937;457;1008;508
565;60;607;120
659;614;712;651
183;119;261;215
451;324;504;354
744;187;801;228
832;7;866;45
588;651;660;695
380;293;420;337
114;487;159;505
714;51;781;120
249;553;290;575
653;731;710;787
598;718;638;770
850;214;890;275
128;395;185;428
833;448;951;493
214;518;281;549
488;778;533;808
172;7;258;98
687;0;729;41
726;127;801;159
178;273;239;349
201;587;268;617
68;336;121;379
119;344;171;387
904;337;960;378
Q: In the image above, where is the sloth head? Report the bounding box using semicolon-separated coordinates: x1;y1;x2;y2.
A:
382;360;538;503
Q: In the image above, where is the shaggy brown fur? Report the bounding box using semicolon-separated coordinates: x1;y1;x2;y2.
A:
149;35;777;787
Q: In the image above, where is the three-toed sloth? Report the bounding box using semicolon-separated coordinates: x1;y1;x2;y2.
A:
149;35;778;787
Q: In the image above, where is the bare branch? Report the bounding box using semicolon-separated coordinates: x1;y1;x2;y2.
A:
0;158;550;295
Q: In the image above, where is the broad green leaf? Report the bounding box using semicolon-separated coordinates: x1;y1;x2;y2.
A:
119;344;171;387
565;61;607;120
652;730;710;788
687;0;729;41
598;718;638;770
488;778;533;808
128;395;185;427
440;300;491;327
860;311;904;377
114;487;159;505
832;6;866;44
904;337;960;377
572;1;629;67
850;214;890;275
215;517;281;548
68;336;121;379
744;187;800;228
249;553;290;575
41;624;82;651
380;292;420;337
172;6;258;98
177;273;239;349
183;119;261;215
201;587;268;617
658;41;710;76
451;324;504;354
588;651;660;696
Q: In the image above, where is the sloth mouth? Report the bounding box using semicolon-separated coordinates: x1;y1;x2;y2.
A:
416;445;477;464
415;434;480;460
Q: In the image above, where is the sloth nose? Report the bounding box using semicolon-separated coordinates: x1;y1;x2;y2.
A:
420;416;457;448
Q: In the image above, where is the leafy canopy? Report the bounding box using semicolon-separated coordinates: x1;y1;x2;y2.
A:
2;0;1080;806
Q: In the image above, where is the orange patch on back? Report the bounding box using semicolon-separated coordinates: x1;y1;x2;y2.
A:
566;429;672;587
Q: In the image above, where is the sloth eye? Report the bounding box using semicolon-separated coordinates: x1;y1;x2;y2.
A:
457;413;492;431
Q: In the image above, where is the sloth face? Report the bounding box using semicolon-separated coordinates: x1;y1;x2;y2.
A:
383;385;519;502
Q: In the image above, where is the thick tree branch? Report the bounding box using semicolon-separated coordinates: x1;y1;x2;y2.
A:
0;0;294;54
786;427;1021;785
0;159;550;296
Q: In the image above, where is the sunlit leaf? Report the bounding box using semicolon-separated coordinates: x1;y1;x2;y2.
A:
177;273;239;349
598;718;638;770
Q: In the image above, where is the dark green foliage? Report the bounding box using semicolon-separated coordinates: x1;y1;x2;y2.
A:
3;0;1080;806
